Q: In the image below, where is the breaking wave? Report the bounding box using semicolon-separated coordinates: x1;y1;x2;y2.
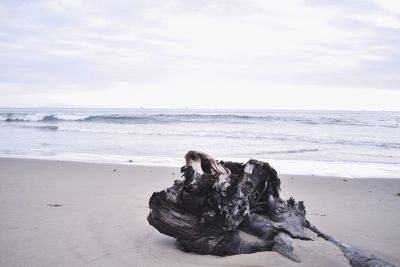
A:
1;112;397;127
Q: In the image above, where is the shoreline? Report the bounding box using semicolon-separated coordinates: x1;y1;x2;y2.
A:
0;158;399;266
1;154;399;179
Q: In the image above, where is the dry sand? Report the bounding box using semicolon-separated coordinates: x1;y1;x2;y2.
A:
0;158;399;266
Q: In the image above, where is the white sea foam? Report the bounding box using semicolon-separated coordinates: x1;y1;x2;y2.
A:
1;153;398;178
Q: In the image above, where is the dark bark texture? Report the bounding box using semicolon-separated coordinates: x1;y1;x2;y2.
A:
147;151;395;266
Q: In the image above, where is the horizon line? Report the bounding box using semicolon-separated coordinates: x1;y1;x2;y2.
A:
0;106;398;112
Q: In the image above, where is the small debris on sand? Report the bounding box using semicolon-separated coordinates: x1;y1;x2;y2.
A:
343;179;348;181
128;160;133;163
310;213;327;216
47;204;63;207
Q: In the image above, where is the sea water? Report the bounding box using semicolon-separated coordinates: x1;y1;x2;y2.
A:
1;108;399;178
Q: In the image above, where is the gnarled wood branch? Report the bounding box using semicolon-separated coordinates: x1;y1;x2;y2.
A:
147;151;395;266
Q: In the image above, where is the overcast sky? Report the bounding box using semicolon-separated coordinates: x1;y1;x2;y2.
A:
0;0;399;110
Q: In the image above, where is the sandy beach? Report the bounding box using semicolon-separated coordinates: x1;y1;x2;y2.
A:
0;158;399;266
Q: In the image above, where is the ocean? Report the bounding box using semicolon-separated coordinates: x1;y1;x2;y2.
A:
1;108;399;178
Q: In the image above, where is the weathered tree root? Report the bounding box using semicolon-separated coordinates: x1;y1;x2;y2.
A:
307;223;396;267
147;151;395;266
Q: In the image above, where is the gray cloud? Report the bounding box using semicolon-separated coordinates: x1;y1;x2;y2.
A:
0;0;399;107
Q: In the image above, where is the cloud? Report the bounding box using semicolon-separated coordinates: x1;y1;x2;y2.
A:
0;0;399;109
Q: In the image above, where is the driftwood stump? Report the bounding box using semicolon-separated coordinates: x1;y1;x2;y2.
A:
147;151;395;266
